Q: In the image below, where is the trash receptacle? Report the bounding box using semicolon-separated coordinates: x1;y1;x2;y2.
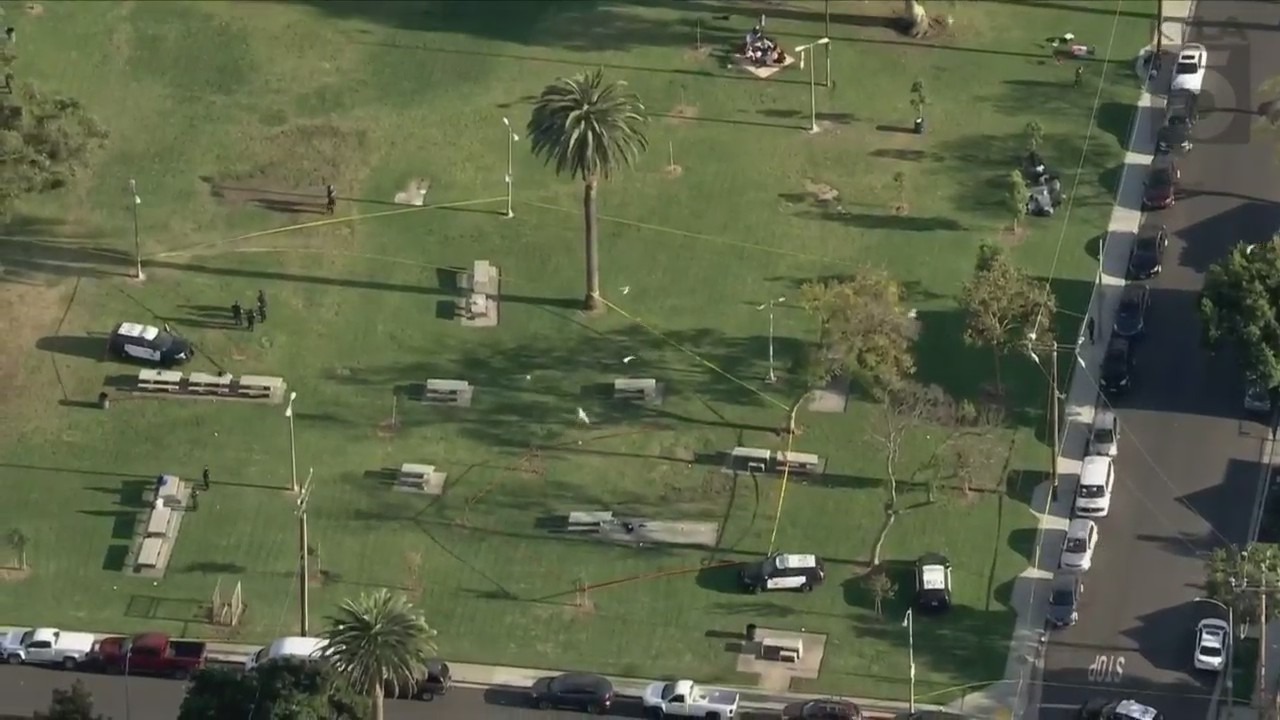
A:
745;623;757;642
913;117;925;135
98;391;110;410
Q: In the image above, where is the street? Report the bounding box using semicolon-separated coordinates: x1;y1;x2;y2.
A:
1038;3;1280;720
0;664;784;720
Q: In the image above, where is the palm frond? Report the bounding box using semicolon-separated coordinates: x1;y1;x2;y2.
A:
527;67;649;182
320;589;437;698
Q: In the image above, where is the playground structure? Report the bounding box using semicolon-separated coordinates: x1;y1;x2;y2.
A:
210;578;246;627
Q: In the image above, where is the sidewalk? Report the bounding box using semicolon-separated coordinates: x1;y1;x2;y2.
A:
945;2;1193;719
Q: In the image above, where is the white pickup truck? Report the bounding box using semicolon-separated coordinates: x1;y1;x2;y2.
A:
642;679;740;719
1;627;97;669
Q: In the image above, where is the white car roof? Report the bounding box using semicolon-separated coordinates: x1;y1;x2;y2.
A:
1116;700;1159;720
670;679;695;696
1079;456;1112;485
265;636;327;660
1067;518;1096;536
920;565;947;590
30;628;58;644
117;322;160;341
775;553;818;569
1198;618;1229;633
1092;410;1116;428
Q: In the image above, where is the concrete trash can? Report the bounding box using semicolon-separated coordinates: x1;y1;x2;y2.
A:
98;391;110;410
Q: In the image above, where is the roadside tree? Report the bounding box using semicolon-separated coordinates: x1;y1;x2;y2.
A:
1205;544;1280;630
34;680;105;720
179;660;367;720
1200;239;1280;389
959;242;1056;394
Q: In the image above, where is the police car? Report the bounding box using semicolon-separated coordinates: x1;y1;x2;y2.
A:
108;322;195;366
740;553;825;593
914;553;953;611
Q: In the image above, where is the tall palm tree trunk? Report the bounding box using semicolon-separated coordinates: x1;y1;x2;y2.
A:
582;176;602;312
370;678;384;720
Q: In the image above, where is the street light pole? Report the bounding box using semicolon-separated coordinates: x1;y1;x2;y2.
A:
795;38;830;133
502;117;519;219
823;0;831;88
129;179;143;280
903;608;916;713
285;391;299;494
297;468;314;637
756;296;786;384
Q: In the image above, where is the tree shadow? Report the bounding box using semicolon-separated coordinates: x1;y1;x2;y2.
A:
1096;100;1137;147
0;231;131;285
795;209;967;232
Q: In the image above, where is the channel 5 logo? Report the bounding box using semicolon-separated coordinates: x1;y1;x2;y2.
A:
1179;16;1255;146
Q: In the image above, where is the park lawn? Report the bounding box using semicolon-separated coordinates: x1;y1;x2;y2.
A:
0;0;1151;701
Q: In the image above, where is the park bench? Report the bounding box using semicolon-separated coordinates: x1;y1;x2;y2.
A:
567;511;614;531
424;379;472;405
730;447;772;474
137;537;164;568
759;636;803;663
613;378;658;403
237;375;284;399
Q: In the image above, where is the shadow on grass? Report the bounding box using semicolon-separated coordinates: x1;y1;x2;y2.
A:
794;209;967;232
695;560;745;594
36;335;107;361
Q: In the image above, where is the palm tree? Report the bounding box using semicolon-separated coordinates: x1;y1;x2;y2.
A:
527;68;649;312
320;589;437;720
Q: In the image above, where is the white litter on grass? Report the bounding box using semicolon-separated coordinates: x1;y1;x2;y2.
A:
620;286;631;294
576;407;591;424
622;356;637;364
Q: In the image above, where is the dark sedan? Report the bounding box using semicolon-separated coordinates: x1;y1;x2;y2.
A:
1100;337;1135;396
529;672;613;714
1141;161;1179;210
784;698;863;720
1112;284;1150;338
1127;228;1168;280
1155;119;1191;154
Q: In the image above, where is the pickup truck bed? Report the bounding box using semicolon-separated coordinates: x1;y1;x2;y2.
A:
169;640;205;659
705;689;740;706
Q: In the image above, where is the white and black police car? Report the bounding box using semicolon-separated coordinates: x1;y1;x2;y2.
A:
740;553;826;593
108;322;194;366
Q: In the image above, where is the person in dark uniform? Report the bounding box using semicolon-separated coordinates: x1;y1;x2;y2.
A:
325;184;336;215
231;300;243;326
246;310;256;332
256;290;267;323
202;465;211;491
1074;66;1084;88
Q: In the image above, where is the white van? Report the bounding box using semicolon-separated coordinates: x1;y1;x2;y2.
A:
244;636;328;672
1074;456;1115;518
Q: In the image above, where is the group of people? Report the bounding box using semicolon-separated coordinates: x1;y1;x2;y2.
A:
231;290;268;331
742;25;787;66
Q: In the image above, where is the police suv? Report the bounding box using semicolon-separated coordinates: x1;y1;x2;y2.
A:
108;322;195;366
740;553;826;593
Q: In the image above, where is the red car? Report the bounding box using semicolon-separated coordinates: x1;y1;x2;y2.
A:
1142;161;1179;210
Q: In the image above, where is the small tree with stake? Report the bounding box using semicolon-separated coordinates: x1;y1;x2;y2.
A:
892;171;908;215
864;570;897;617
909;79;927;133
1024;120;1044;153
8;528;28;570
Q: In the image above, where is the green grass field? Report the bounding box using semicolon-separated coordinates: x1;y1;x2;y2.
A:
0;0;1152;700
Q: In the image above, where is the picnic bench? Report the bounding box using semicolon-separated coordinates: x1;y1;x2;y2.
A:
775;451;822;475
237;375;284;399
423;379;472;405
730;447;772;474
567;511;615;531
472;260;498;295
137;369;183;393
397;463;434;490
145;503;173;537
759;636;803;663
137;537;164;568
613;378;658;403
187;371;232;395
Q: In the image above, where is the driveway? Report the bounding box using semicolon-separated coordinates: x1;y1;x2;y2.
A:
1038;3;1280;720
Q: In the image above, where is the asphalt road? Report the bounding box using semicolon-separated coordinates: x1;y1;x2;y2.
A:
0;665;785;720
1038;4;1280;720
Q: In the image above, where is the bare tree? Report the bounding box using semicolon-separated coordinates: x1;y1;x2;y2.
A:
864;570;897;617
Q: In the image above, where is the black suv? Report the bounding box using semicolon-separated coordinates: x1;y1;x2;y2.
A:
1112;284;1150;338
740;553;825;593
108;322;195;367
1100;338;1135;395
1127;227;1169;280
1047;574;1082;628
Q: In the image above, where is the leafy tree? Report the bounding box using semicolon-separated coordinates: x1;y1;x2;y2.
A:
959;242;1056;393
0;47;107;215
1006;169;1028;230
1206;544;1280;630
909;78;927;120
34;680;105;720
1024;120;1044;152
1200;240;1280;389
527;68;649;313
7;528;28;569
321;589;437;720
179;660;368;720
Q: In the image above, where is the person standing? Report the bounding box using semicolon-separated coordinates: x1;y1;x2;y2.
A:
231;300;243;327
246;310;256;332
1086;316;1096;344
1073;66;1084;88
325;184;336;216
202;465;211;491
256;290;267;323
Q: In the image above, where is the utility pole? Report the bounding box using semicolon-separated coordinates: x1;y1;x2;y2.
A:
1155;0;1165;57
297;468;314;636
756;296;786;384
823;0;831;88
1049;345;1060;501
501;117;519;219
903;608;916;714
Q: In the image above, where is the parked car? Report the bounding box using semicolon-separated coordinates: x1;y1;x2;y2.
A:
108;322;195;366
740;552;825;593
386;659;451;701
1245;379;1273;415
244;636;328;672
914;553;952;611
1127;228;1169;280
1157;91;1197;154
1113;284;1150;338
91;632;207;679
1060;518;1098;573
1100;338;1135;396
1170;43;1208;94
0;628;97;669
642;679;739;719
1141;161;1180;210
1074;456;1115;518
529;672;613;713
783;698;863;720
1088;410;1119;457
1047;574;1083;628
1078;698;1164;720
1194;618;1229;672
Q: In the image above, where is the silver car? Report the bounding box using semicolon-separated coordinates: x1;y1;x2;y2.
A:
1060;518;1098;573
1088;411;1119;457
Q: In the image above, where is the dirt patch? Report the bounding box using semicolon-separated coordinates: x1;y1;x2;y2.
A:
0;567;31;582
375;419;398;438
892;203;909;216
804;179;841;204
667;104;699;123
664;164;684;179
25;3;44;16
393;178;431;206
